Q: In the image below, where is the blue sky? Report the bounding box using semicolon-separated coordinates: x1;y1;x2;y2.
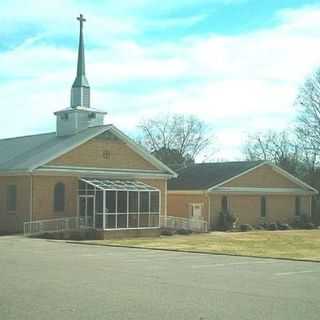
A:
1;0;320;159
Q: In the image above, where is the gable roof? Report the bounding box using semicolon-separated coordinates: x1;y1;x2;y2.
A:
168;161;318;194
168;161;263;190
0;125;176;176
0;126;110;171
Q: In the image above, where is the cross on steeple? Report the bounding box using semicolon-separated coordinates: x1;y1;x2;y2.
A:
77;14;86;27
71;13;90;108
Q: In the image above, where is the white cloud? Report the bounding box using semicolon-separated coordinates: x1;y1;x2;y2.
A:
1;4;320;160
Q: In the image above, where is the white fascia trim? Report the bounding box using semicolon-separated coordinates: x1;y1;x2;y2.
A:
210;187;315;195
34;168;171;179
207;161;267;191
42;165;164;174
269;163;319;194
30;125;112;170
80;177;160;192
168;190;206;195
0;170;31;176
54;106;107;115
109;125;177;178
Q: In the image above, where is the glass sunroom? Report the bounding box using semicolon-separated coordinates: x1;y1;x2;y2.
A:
78;178;160;230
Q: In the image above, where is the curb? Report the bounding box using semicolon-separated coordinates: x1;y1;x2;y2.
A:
66;241;320;263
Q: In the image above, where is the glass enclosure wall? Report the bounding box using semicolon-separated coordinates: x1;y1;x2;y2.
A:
78;179;160;230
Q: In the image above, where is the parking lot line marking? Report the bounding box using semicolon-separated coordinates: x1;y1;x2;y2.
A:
191;260;279;269
228;261;257;265
191;264;226;268
275;270;314;276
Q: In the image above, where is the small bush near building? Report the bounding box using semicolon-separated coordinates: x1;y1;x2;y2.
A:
239;224;253;232
218;210;238;230
277;223;291;230
268;223;278;231
304;222;316;229
160;228;175;236
176;229;192;235
293;214;316;229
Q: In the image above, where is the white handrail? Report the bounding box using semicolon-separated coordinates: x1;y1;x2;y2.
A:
24;216;93;236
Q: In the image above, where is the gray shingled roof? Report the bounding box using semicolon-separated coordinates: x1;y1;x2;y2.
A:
0;125;112;171
168;161;264;190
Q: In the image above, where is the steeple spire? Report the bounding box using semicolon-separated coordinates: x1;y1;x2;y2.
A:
71;14;90;108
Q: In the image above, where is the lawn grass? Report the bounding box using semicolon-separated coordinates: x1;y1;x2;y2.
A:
85;230;320;261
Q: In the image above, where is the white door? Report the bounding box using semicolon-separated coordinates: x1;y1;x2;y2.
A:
192;204;202;220
78;196;95;227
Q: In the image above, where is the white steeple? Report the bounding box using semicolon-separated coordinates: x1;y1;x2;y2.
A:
70;14;90;108
54;14;106;137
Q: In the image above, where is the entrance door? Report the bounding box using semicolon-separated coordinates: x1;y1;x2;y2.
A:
78;196;95;227
191;204;202;220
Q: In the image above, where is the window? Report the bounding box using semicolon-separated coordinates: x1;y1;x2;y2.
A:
295;196;301;216
129;192;138;213
88;112;96;119
261;196;266;218
129;192;139;228
95;191;103;213
60;113;69;120
54;183;65;212
105;191;116;229
7;185;17;213
117;191;127;213
150;192;160;213
117;191;128;228
140;192;149;213
221;196;228;212
105;191;116;213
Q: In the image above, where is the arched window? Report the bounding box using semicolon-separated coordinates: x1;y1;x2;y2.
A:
221;196;228;212
54;183;65;212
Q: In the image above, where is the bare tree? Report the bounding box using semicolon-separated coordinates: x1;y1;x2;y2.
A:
244;129;320;192
296;69;320;155
137;113;213;169
243;130;301;175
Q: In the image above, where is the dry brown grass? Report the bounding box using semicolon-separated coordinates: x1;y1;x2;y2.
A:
87;230;320;261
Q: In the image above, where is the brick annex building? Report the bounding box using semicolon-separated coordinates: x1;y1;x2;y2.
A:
0;15;176;237
167;161;318;229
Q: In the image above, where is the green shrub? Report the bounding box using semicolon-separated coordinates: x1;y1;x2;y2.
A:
176;229;192;235
293;214;315;229
268;223;278;231
218;210;238;230
304;222;316;230
277;223;291;230
240;224;253;232
161;228;175;236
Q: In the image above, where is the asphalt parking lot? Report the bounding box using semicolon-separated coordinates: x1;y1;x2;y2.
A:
0;236;319;320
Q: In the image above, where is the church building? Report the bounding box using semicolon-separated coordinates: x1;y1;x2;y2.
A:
1;15;317;237
0;15;176;237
